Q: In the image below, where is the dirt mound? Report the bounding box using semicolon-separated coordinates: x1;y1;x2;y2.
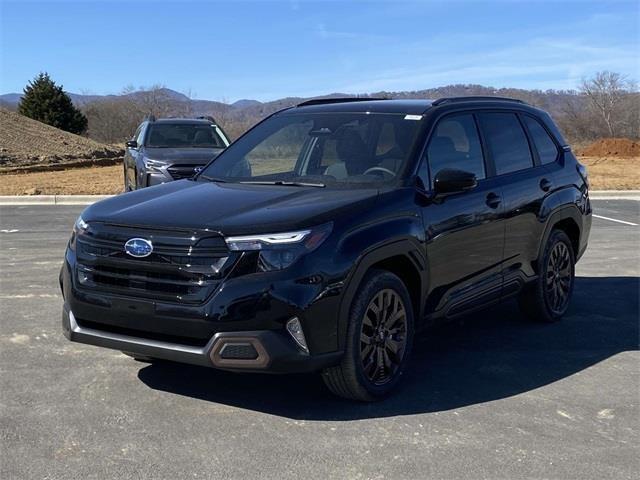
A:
578;138;639;157
0;107;123;170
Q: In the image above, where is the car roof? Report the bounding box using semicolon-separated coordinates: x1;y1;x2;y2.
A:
283;97;540;116
286;99;434;115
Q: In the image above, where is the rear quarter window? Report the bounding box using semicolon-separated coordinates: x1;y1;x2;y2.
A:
478;112;533;175
523;115;559;165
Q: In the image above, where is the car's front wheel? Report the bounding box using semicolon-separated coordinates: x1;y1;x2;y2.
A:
519;229;575;322
322;270;414;401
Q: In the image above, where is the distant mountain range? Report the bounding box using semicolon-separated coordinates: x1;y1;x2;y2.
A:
2;84;596;141
0;84;583;117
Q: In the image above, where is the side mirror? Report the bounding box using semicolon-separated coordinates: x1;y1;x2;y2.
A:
433;168;477;195
126;140;138;149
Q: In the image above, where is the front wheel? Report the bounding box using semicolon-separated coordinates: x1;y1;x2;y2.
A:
322;270;414;401
519;229;575;322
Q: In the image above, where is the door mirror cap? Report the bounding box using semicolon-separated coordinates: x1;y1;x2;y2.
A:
433;168;478;195
126;140;138;148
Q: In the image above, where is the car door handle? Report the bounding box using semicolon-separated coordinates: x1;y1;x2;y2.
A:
486;192;501;209
540;178;553;192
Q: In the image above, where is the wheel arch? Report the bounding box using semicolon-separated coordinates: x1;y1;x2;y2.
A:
337;239;427;351
537;204;582;271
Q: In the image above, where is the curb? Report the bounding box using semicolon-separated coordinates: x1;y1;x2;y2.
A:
0;195;114;205
588;190;640;200
1;191;639;206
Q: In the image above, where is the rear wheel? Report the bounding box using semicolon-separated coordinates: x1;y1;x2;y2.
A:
322;270;414;401
519;229;575;322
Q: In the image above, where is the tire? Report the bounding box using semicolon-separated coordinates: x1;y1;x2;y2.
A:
518;229;575;323
322;269;414;401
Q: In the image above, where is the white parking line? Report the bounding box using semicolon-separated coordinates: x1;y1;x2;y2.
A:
592;214;638;226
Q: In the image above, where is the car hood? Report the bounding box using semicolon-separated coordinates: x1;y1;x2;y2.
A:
143;147;224;164
83;180;379;235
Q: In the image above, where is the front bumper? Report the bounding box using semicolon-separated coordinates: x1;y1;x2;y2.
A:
62;303;341;373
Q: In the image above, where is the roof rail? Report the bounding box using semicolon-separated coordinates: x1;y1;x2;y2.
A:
144;114;156;122
432;96;527;106
297;97;388;107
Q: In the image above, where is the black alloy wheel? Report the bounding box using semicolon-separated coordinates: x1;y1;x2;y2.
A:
322;270;414;401
519;229;575;322
360;289;409;385
545;241;573;315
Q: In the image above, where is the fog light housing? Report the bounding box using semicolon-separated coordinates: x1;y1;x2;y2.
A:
286;317;309;354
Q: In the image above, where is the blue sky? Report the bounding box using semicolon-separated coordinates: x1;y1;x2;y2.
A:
1;0;638;101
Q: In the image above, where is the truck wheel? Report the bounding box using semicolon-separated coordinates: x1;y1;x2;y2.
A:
322;270;414;401
519;229;575;322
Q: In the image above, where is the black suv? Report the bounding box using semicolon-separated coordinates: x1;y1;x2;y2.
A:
123;117;230;190
61;97;591;401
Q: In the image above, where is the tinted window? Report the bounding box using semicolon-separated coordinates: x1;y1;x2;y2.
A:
426;114;485;187
523;116;559;164
479;113;533;175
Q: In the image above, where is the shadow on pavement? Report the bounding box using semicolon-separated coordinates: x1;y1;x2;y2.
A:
138;276;639;420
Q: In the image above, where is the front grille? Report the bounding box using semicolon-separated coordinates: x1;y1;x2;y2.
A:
75;225;234;304
167;164;203;180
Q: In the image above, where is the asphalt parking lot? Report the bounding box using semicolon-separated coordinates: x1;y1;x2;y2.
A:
1;199;638;480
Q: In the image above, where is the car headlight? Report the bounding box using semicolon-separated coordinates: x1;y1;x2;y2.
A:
74;215;88;233
144;159;168;173
69;215;89;251
225;223;332;271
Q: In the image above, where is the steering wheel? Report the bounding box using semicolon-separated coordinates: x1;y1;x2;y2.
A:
363;166;396;177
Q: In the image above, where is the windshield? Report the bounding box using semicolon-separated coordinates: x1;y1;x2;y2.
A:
145;123;226;148
200;113;422;186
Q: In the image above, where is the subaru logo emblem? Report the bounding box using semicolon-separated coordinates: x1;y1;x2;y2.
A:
194;166;203;174
124;238;153;258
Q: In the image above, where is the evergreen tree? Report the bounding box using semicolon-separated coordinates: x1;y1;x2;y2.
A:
18;72;88;134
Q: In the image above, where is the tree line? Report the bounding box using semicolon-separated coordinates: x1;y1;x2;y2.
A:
13;71;640;146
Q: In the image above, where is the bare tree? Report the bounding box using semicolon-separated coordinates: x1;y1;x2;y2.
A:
580;71;629;137
83;85;194;143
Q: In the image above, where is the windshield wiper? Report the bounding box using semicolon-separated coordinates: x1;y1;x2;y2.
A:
239;180;325;188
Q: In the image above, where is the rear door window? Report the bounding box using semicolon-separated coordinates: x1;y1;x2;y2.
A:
523;116;559;165
478;113;533;175
426;114;485;187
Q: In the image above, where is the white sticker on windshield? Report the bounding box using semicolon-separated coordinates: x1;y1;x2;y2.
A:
404;114;422;121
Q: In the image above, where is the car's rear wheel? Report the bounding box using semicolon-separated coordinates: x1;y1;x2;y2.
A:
322;270;414;401
519;229;575;322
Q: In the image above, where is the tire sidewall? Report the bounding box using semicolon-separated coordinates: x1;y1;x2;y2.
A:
346;270;415;399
